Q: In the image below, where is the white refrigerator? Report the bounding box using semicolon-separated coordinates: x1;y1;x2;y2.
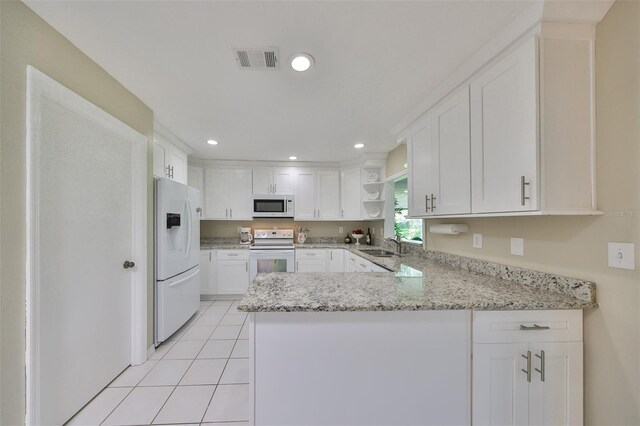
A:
155;177;201;345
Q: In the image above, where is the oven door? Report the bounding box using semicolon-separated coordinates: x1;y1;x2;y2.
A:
250;250;295;283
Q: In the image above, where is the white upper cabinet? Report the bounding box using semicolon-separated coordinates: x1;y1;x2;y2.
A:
431;86;471;215
407;117;433;217
404;25;597;217
341;167;361;220
316;170;341;220
471;37;538;213
204;168;252;220
252;167;295;195
294;169;316;221
153;124;192;185
153;141;166;179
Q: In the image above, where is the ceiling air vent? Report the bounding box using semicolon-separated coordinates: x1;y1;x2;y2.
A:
233;47;280;70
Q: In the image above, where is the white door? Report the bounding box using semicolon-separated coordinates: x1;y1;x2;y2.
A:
294;169;316;220
431;86;471;215
473;343;530;426
274;168;295;194
407;116;433;217
228;169;252;219
528;342;583;426
26;67;147;425
471;37;539;213
252;167;273;194
316;170;341;220
205;168;228;219
217;260;250;294
341;167;361;219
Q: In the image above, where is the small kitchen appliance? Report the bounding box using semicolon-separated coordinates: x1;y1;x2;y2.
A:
252;194;294;218
239;227;253;245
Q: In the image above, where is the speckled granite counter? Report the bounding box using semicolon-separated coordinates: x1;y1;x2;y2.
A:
237;244;597;313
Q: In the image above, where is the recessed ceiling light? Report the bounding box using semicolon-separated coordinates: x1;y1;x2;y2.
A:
207;139;218;145
290;53;314;72
289;156;298;160
354;143;365;149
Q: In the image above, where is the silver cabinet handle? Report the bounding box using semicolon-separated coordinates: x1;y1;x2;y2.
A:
521;351;532;382
274;184;277;193
342;209;344;218
330;251;333;260
209;252;211;261
227;253;239;257
521;176;530;206
307;253;316;256
318;209;320;217
519;324;550;331
296;261;299;271
431;193;436;210
360;262;367;268
535;350;545;382
246;261;248;272
230;208;232;218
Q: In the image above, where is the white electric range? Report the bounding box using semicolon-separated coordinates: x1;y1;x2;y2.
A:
249;229;295;282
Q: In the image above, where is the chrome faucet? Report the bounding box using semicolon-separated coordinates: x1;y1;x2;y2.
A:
386;234;402;255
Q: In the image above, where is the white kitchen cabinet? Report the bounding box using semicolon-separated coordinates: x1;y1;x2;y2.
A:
216;250;250;295
294;169;316;220
470;37;538;213
344;251;358;272
340;167;361;220
327;249;344;272
153;141;166;179
407;116;433;217
200;250;215;295
296;259;327;272
472;310;583;426
253;167;295;195
316;170;341;220
204;168;252;220
430;86;471;215
153;137;189;185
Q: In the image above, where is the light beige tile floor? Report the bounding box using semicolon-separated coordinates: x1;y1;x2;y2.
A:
66;299;250;426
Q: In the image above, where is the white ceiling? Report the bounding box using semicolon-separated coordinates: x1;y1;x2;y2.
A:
25;0;532;162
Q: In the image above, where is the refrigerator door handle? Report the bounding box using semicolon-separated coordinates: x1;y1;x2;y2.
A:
185;199;193;260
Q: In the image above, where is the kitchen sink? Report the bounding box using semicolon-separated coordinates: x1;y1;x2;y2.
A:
358;249;397;257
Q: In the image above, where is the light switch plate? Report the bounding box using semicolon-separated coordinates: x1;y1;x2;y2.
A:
338;226;344;234
510;237;524;256
473;234;483;249
608;242;635;270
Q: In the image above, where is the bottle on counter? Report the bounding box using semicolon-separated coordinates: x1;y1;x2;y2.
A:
366;228;372;245
344;233;352;244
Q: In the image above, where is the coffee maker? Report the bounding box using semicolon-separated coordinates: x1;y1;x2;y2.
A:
239;227;253;245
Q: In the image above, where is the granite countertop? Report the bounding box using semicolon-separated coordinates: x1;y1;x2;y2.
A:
236;244;597;313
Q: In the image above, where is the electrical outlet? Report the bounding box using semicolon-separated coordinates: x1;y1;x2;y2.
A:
473;233;483;249
338;226;344;234
608;242;636;270
510;237;524;256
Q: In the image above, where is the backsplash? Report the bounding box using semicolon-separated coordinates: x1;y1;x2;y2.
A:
201;219;384;239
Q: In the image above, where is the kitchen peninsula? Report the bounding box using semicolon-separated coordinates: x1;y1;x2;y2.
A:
239;246;595;425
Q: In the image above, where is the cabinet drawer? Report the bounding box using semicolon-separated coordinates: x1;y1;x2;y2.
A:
216;250;249;260
296;249;327;260
473;310;582;343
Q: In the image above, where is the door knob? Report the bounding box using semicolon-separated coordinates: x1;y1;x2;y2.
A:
123;260;135;269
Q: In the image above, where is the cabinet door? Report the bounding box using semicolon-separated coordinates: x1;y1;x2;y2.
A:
341;167;361;220
153;141;167;178
431;86;471;215
327;249;344;272
471;37;539;213
228;169;253;220
216;259;249;294
473;343;530;426
407;117;434;217
316;170;341;220
252;168;273;194
274;168;295;195
167;149;188;184
204;168;228;219
294;169;316;220
200;250;212;294
296;259;327;272
344;251;358;272
528;342;583;426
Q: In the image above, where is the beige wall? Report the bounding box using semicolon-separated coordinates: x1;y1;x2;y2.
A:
202;220;385;240
385;144;407;177
427;1;640;423
0;2;154;424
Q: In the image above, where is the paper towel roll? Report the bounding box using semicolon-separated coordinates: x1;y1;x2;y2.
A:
428;224;469;235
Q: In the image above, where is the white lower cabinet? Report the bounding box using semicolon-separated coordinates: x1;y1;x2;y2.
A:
472;310;583;426
327;249;344;272
215;250;250;295
199;250;215;295
296;259;327;272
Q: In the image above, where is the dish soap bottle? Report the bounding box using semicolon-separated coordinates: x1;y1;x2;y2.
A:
366;228;372;245
344;233;352;244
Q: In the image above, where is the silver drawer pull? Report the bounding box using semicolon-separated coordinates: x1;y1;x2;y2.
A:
226;254;239;257
521;351;532;382
520;324;550;331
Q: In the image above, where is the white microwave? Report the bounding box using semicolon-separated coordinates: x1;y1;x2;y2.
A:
252;195;294;218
